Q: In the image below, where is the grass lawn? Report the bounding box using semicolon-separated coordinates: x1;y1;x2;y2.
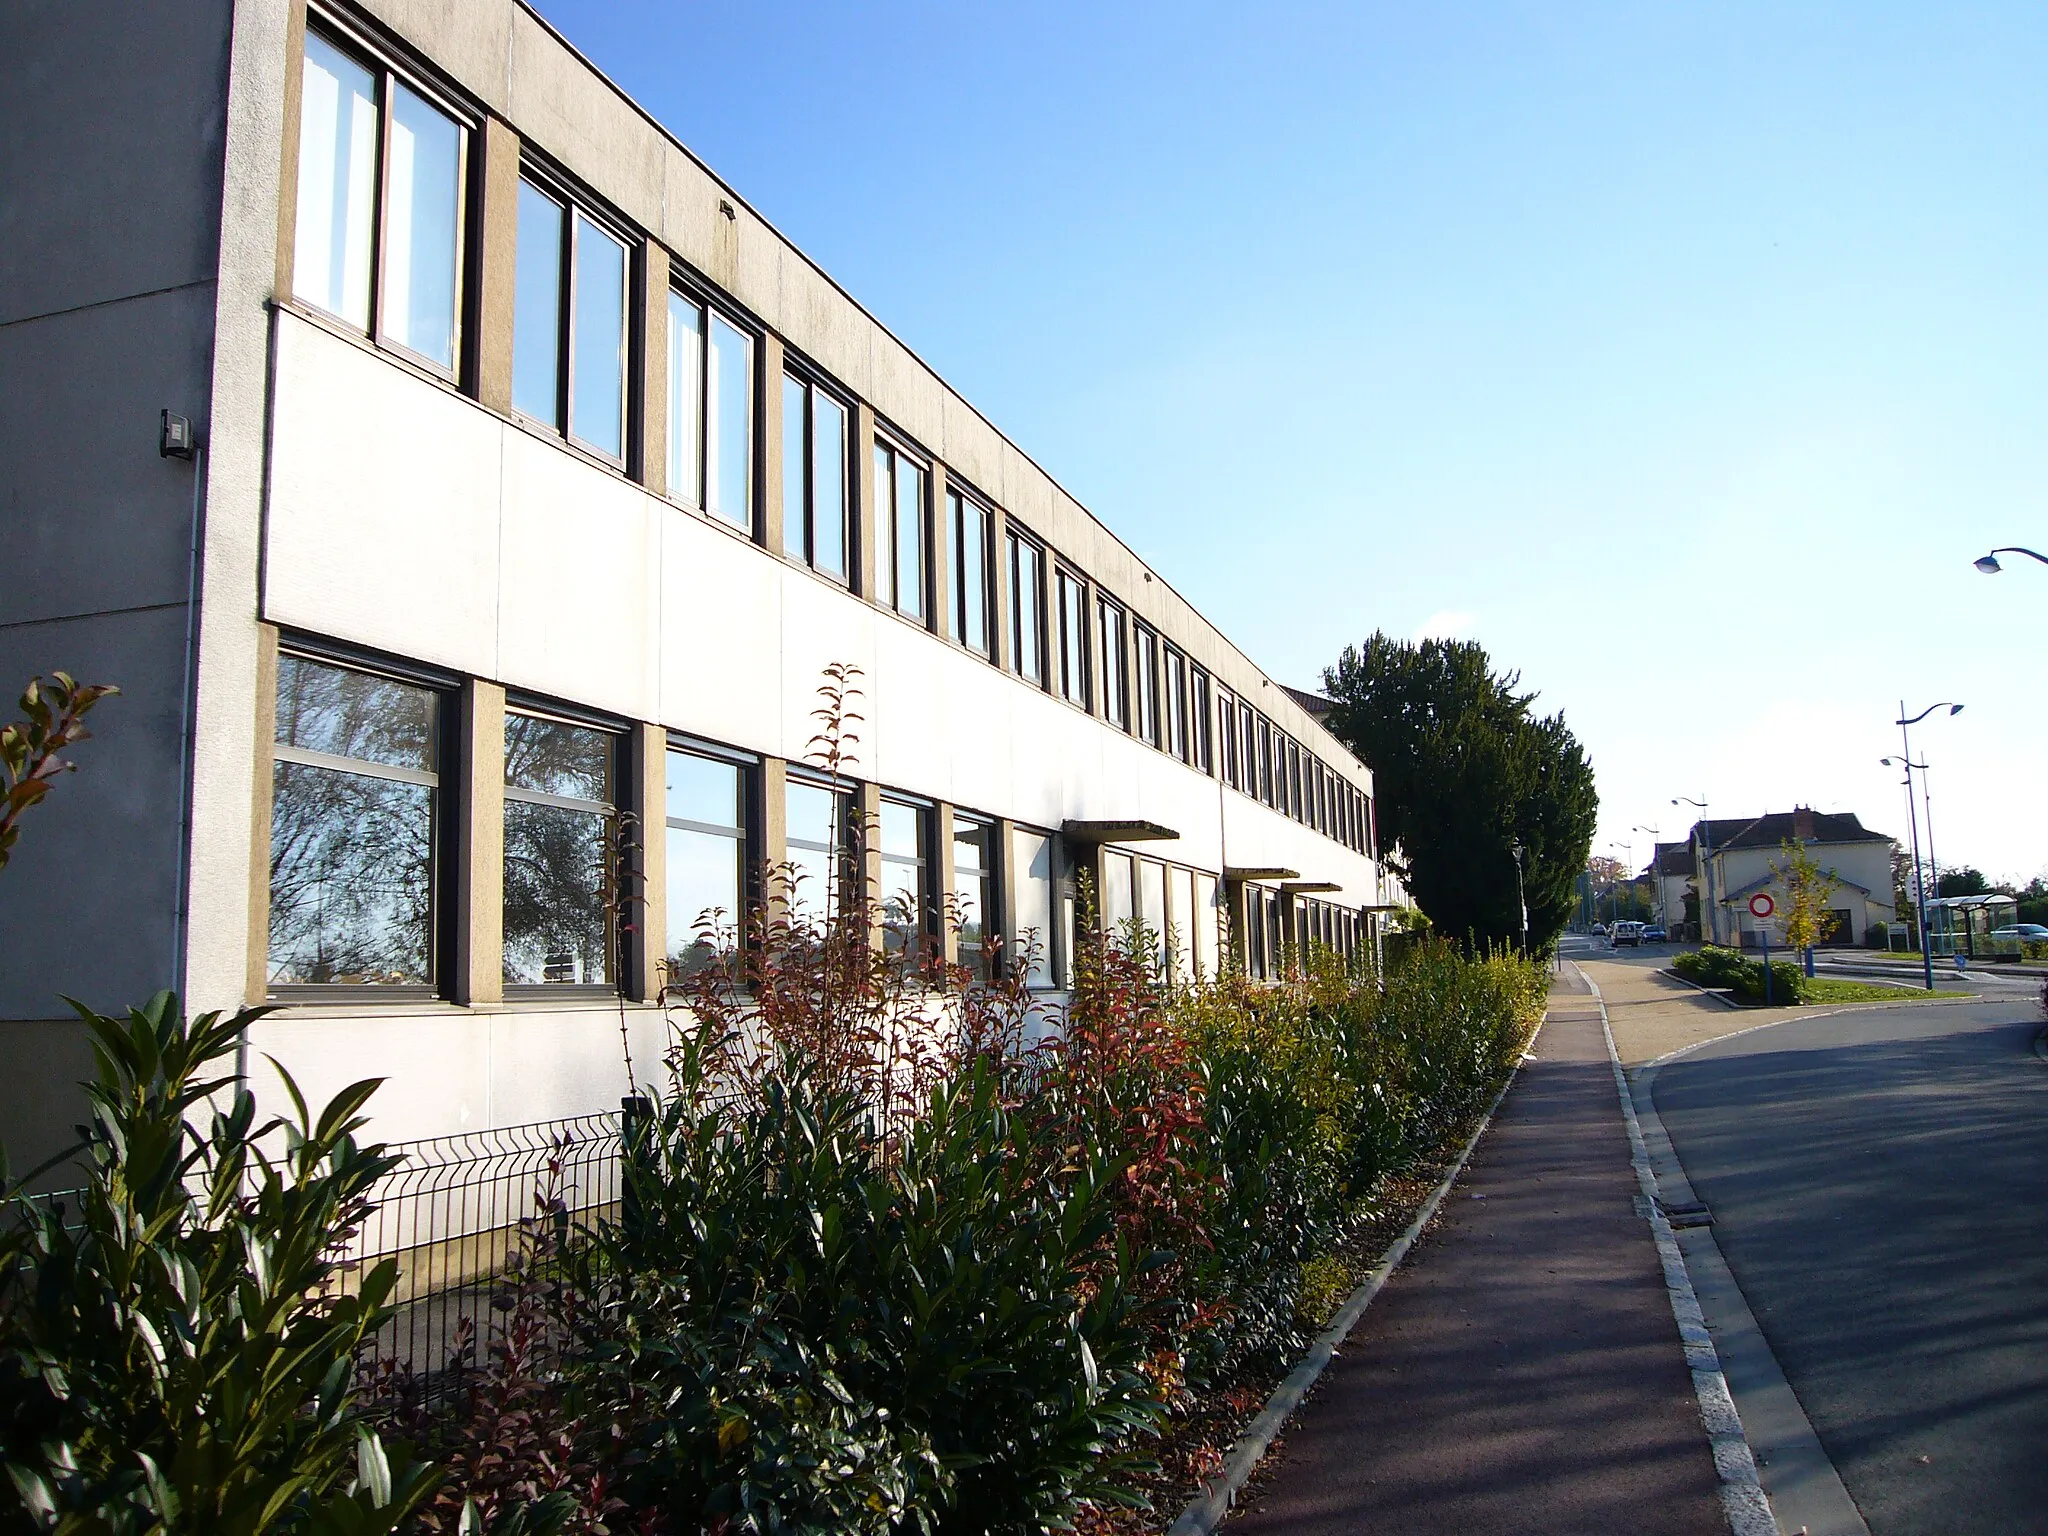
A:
1802;976;1973;1003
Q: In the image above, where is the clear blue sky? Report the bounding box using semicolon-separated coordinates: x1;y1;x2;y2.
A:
538;0;2048;887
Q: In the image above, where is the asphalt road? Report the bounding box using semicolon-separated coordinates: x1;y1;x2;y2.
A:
1649;998;2048;1534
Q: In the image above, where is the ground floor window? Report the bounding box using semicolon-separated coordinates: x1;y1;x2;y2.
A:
268;652;440;989
1010;826;1056;988
952;813;996;980
785;775;855;926
666;744;750;976
502;710;618;987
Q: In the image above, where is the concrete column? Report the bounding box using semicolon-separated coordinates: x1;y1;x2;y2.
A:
856;780;885;953
991;813;1017;978
637;239;670;497
272;0;309;302
760;756;790;926
472;117;522;414
633;722;666;1002
243;624;281;1004
454;680;505;1005
851;401;878;602
928;463;951;642
934;801;958;966
759;333;787;557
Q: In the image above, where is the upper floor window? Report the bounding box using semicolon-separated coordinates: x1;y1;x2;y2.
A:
1056;568;1090;708
268;652;441;990
782;372;847;579
669;291;755;529
666;744;751;977
947;491;993;656
1007;530;1046;685
514;179;626;460
1097;597;1129;730
1190;665;1213;774
874;439;928;622
1133;624;1160;748
1160;643;1184;759
294;30;466;372
503;710;620;987
1212;684;1228;782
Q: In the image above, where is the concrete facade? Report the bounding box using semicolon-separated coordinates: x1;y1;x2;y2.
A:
0;0;1389;1174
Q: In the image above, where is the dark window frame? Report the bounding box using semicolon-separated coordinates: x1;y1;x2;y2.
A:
511;164;633;464
294;14;476;380
779;366;851;582
947;486;996;657
500;698;630;996
1007;526;1048;687
873;432;932;626
267;642;455;1000
667;278;759;532
663;735;760;977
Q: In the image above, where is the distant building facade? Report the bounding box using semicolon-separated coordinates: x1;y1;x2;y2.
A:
1682;808;1897;948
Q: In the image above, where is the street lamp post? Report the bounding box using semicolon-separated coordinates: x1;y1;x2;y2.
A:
1673;796;1712;945
1634;824;1662;932
1510;840;1528;951
1973;546;2048;574
1893;701;1963;991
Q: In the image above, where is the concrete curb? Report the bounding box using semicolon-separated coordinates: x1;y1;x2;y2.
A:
1578;964;1778;1536
1659;967;1743;1010
1164;1014;1544;1535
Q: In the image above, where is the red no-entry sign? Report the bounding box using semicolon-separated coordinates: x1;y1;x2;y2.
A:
1748;893;1776;919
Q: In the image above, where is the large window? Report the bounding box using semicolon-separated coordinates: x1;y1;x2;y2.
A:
1217;685;1239;788
1097;597;1128;730
785;776;854;925
1010;826;1056;988
1256;716;1274;806
1133;623;1160;747
1161;644;1185;759
874;440;929;621
666;745;750;977
1193;872;1219;980
503;711;618;987
1137;857;1167;976
513;179;626;459
268;653;440;989
952;813;996;981
1056;568;1089;707
879;797;933;956
294;30;466;372
781;372;847;579
1008;530;1046;685
1190;666;1213;774
1101;850;1135;934
948;491;993;656
668;291;754;529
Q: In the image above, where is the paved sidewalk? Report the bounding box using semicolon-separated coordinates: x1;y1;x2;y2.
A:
1226;969;1727;1535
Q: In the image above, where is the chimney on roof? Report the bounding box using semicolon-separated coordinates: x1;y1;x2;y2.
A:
1793;805;1815;841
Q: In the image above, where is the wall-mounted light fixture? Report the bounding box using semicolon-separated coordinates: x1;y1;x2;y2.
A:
160;410;197;459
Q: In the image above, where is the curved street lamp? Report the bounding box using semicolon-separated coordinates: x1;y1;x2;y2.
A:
1973;546;2048;574
1894;702;1963;990
1673;796;1713;944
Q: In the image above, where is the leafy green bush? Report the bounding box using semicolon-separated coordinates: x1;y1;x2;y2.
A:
1730;958;1807;1005
0;995;435;1533
569;1033;1156;1535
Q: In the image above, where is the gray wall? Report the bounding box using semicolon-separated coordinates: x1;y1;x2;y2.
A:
0;1;237;1175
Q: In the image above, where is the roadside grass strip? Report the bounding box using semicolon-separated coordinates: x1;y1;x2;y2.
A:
1580;965;1778;1536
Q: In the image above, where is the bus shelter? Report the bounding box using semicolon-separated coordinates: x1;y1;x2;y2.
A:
1924;893;2020;959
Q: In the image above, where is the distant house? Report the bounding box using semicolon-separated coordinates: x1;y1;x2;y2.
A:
1682;808;1897;948
1650;842;1696;937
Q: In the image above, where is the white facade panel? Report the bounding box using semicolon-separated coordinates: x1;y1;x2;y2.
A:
497;433;662;719
266;317;503;676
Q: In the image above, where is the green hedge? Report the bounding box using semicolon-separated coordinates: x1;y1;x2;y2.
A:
1672;945;1807;1003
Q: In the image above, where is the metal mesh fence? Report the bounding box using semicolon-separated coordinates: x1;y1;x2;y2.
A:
351;1110;624;1375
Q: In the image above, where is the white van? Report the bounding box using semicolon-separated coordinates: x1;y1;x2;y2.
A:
1611;921;1645;948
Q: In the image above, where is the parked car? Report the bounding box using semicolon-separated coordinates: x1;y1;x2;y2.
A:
1990;923;2048;943
1611;921;1644;947
1641;925;1668;943
1592;922;1609;936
